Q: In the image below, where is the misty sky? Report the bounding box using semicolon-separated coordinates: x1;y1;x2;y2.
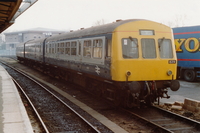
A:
4;0;200;32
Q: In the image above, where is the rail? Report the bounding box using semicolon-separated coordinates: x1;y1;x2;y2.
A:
1;61;102;133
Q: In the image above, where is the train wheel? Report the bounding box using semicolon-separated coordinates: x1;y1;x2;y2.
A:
183;70;196;82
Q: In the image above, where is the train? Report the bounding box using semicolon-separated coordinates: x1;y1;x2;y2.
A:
16;19;180;108
173;26;200;82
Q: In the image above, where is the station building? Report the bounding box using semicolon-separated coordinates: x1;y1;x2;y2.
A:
1;28;66;55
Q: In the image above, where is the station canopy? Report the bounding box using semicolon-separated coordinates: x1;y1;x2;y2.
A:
0;0;37;33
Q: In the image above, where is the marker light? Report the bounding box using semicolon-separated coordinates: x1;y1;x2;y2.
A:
126;71;131;77
167;70;172;76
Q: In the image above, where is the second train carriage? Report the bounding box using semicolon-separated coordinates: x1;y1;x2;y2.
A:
16;19;180;107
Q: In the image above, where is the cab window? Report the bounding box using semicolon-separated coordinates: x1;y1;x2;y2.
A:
141;38;156;58
158;39;173;58
122;38;138;59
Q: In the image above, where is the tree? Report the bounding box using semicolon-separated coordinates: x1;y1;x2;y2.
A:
174;14;187;27
93;19;106;26
162;14;187;28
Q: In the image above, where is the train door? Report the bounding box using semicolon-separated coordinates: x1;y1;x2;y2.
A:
75;39;82;71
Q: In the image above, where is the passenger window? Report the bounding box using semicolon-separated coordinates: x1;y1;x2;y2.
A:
71;41;77;56
60;42;64;54
65;42;70;55
35;44;39;52
158;38;173;58
48;44;51;54
141;38;156;58
52;43;55;54
122;38;139;59
38;45;40;52
93;39;102;59
38;43;41;53
83;40;92;58
50;44;53;54
57;43;60;54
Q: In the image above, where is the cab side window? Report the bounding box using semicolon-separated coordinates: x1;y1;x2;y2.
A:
107;39;111;57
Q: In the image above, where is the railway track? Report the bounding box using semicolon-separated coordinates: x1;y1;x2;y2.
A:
13;79;49;133
2;56;200;132
0;61;113;133
122;105;200;133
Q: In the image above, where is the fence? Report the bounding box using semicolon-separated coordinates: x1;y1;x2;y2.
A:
0;50;16;56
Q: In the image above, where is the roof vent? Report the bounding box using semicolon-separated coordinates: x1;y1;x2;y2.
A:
116;19;122;22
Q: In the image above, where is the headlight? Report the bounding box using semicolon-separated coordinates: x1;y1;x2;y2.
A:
167;70;172;76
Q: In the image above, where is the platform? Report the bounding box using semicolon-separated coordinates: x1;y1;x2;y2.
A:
160;80;200;104
0;65;33;133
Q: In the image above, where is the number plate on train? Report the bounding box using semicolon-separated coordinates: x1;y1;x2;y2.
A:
168;60;176;64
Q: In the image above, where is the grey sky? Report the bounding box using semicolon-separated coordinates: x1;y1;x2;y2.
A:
4;0;200;32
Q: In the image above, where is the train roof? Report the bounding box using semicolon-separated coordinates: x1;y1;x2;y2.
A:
46;19;144;42
173;25;200;33
17;38;46;46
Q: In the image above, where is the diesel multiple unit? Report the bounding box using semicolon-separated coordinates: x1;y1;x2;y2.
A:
16;19;180;107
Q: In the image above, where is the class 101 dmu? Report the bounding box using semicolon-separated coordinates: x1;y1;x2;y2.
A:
16;19;180;108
